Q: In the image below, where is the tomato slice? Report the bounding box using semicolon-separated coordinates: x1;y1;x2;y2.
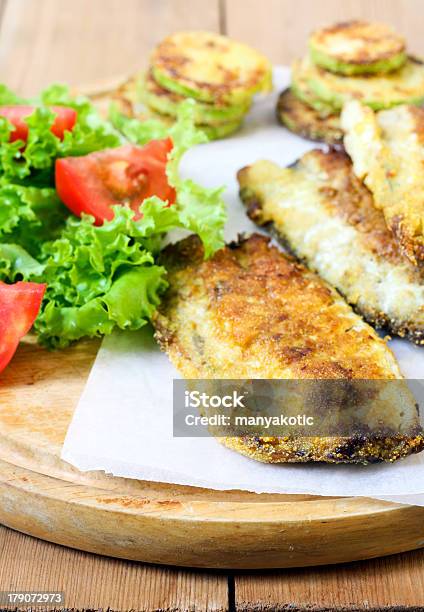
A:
0;105;77;142
55;139;176;224
0;281;46;374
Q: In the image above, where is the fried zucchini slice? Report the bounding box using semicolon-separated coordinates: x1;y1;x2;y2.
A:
297;56;424;112
153;234;424;464
144;105;243;140
238;150;424;344
103;74;242;140
151;31;272;105
291;59;336;117
277;88;343;144
141;71;250;125
197;118;242;140
309;20;406;75
342;100;424;265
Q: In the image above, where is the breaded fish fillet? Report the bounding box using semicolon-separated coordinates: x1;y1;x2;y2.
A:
153;234;424;463
238;150;424;344
341;101;424;264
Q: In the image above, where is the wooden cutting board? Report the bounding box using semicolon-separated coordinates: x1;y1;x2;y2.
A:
0;336;424;569
0;78;423;569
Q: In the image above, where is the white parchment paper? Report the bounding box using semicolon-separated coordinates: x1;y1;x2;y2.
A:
62;67;424;504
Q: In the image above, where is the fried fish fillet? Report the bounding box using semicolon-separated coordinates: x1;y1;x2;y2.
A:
238;150;424;344
341;100;424;265
153;234;424;463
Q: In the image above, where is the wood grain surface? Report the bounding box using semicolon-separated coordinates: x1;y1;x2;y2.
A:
225;0;424;65
0;0;220;96
0;525;229;611
0;0;424;610
234;550;424;610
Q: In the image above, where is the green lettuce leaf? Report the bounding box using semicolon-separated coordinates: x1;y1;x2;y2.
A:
0;85;227;348
0;183;68;255
35;265;167;348
35;299;115;348
109;102;168;145
0;243;44;281
0;84;24;105
102;266;166;327
111;100;227;257
167;101;226;256
0;84;121;182
0;116;14;142
29;205;171;347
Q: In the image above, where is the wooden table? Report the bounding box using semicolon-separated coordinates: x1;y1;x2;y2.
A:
0;1;424;609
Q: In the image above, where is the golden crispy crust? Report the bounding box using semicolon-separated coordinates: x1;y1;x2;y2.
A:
341;101;424;265
238;150;424;344
410;105;424;144
220;433;424;464
155;234;402;378
393;106;424;263
153;235;423;463
391;216;424;265
276;88;343;144
309;151;410;265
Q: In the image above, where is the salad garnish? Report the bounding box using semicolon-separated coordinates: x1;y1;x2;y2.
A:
0;83;226;361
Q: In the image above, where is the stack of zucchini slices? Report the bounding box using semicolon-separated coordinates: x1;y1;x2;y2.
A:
278;20;424;144
139;31;272;140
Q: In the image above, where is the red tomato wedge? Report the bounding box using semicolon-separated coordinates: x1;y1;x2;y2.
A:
0;105;77;142
55;139;176;224
0;281;46;374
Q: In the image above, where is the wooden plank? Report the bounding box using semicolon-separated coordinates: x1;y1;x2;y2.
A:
224;0;424;65
234;549;424;610
0;0;7;27
0;525;229;611
0;0;221;96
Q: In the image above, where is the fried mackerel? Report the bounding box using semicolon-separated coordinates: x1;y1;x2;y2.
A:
342;100;424;265
309;21;406;76
153;234;424;464
277;88;343;144
238;150;424;344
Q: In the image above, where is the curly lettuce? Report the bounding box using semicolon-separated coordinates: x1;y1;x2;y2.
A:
30;203;174;347
0;184;68;255
0;203;171;347
0;84;121;182
0;243;44;282
111;99;226;256
0;84;24;105
0;84;227;347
